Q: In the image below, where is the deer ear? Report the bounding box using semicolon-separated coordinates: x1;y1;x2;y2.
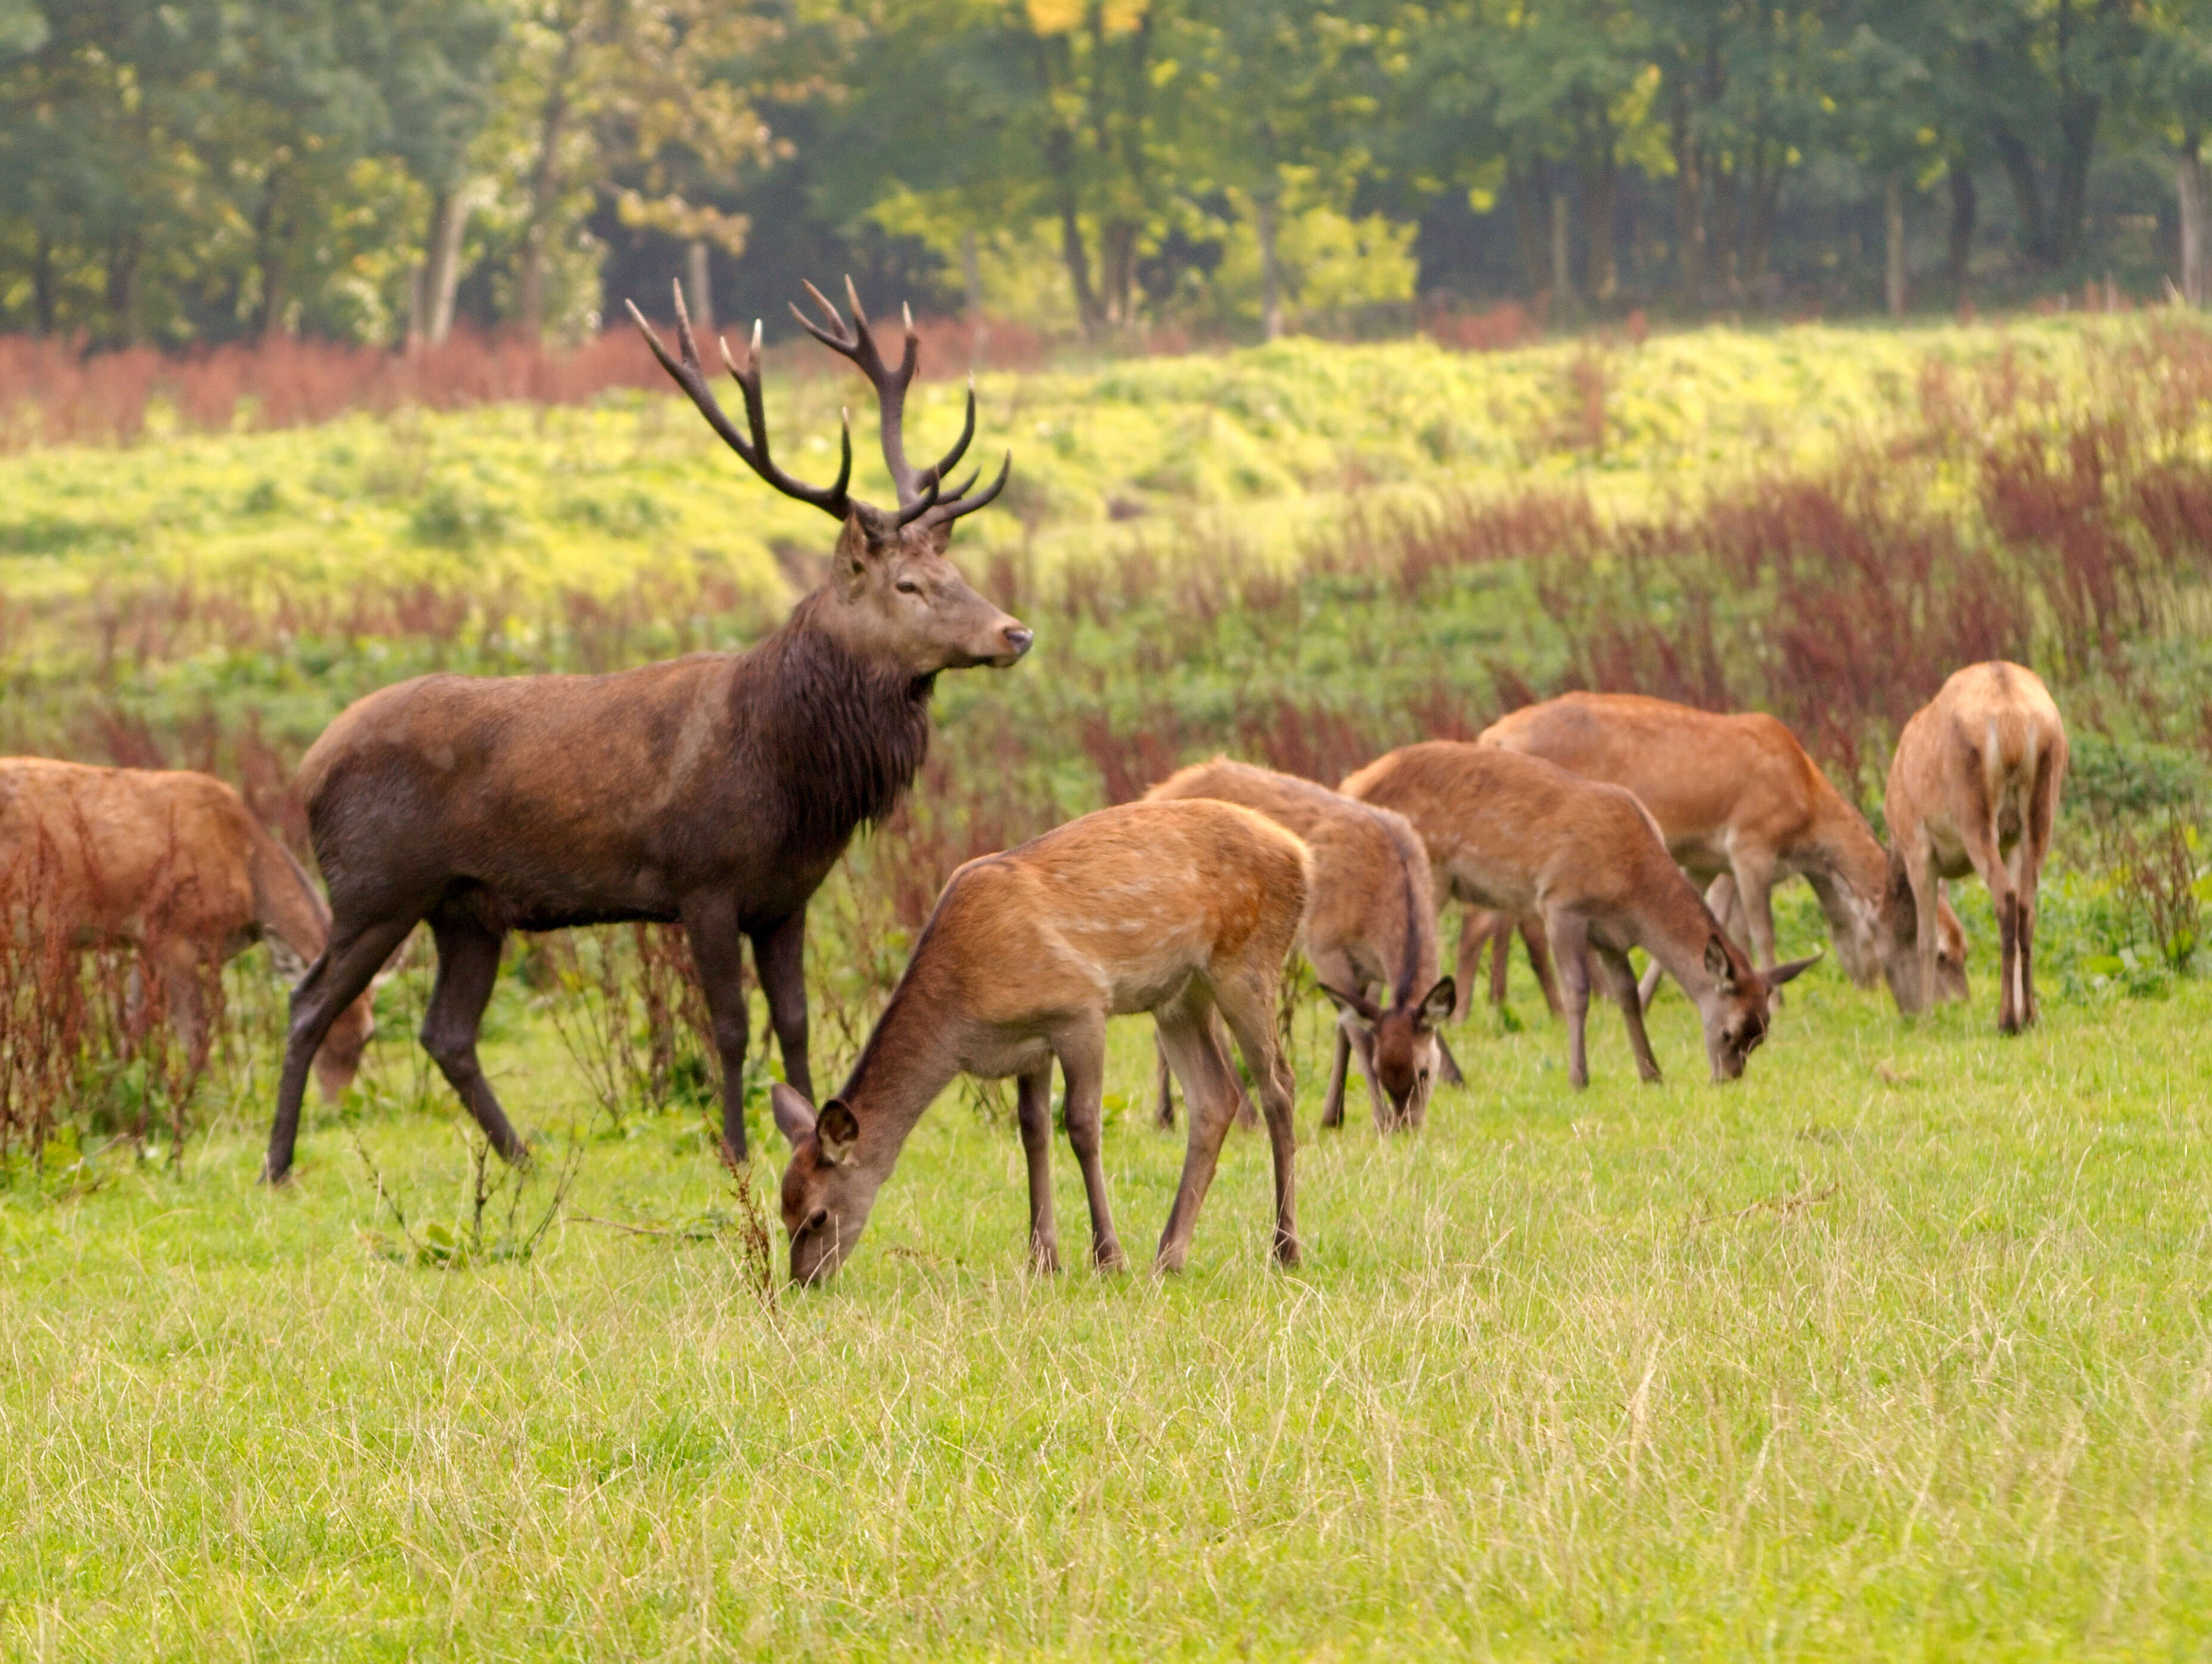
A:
1416;976;1456;1031
1767;952;1822;988
1318;982;1381;1027
1704;934;1737;991
815;1099;860;1166
771;1082;817;1148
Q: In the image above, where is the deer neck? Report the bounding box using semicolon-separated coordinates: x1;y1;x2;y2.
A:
1805;794;1889;934
835;968;967;1180
1630;871;1730;1007
761;593;936;852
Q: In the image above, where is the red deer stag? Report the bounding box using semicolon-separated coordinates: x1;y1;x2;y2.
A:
772;799;1309;1284
0;760;375;1101
1144;758;1453;1132
1476;691;1968;1008
262;280;1029;1181
1341;743;1815;1086
1881;662;2066;1032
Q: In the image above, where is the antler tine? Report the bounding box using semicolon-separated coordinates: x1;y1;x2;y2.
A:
718;319;854;514
917;451;1012;532
786;274;937;514
629;282;850;520
921;374;978;485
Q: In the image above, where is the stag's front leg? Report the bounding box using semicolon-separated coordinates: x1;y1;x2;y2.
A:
421;915;529;1165
1015;1064;1060;1272
681;893;751;1162
750;910;813;1103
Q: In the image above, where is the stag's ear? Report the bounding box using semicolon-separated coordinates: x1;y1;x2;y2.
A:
1704;934;1738;992
1318;982;1382;1027
1416;976;1456;1032
832;514;872;591
1767;952;1822;988
771;1082;818;1148
815;1099;860;1166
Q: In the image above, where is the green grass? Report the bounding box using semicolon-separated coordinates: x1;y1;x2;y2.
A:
4;914;2211;1659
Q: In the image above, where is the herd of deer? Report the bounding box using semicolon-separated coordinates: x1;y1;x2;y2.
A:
0;282;2071;1286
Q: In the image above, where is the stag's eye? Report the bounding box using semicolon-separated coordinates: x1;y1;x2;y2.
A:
894;577;923;596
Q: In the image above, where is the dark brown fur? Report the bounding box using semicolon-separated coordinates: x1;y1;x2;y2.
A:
263;285;1028;1182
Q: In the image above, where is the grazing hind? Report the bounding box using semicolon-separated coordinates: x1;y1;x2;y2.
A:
1880;662;2067;1032
1343;743;1816;1086
771;800;1310;1283
0;759;375;1101
1144;758;1452;1132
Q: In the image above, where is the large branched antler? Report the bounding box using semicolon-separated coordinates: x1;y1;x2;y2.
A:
631;275;1012;532
790;277;1011;531
627;280;854;520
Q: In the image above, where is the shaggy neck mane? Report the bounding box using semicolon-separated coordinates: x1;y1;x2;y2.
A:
753;589;935;855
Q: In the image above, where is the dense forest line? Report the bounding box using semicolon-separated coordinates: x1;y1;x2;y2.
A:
4;1;2211;352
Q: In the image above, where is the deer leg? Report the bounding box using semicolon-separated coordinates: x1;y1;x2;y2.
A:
266;911;420;1182
420;916;528;1166
1959;823;2018;1034
1549;912;1594;1088
1436;1030;1465;1087
1153;1032;1177;1130
1153;998;1237;1273
1452;908;1493;1017
1057;1019;1126;1272
1598;947;1662;1083
750;909;812;1104
1015;1063;1060;1273
1318;1013;1354;1130
1520;913;1564;1016
680;895;751;1162
1213;971;1300;1268
1902;842;1944;1019
1214;1006;1260;1130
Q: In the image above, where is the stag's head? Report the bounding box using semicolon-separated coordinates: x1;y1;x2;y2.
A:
1876;853;1971;1013
1322;976;1456;1129
630;278;1030;680
1694;933;1818;1081
771;1082;880;1286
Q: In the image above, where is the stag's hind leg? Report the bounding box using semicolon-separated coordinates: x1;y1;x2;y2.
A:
421;914;528;1165
266;910;420;1182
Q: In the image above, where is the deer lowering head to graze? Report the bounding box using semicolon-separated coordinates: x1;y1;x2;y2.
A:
1144;758;1452;1132
1478;691;1967;1007
262;278;1029;1182
1881;662;2067;1032
1341;743;1816;1086
0;760;375;1101
772;799;1310;1284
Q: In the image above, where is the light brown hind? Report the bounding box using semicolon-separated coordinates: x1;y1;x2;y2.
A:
1145;758;1453;1132
772;799;1310;1283
0;759;376;1101
1880;662;2067;1032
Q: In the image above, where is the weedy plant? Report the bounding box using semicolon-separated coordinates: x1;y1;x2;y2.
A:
352;1123;582;1269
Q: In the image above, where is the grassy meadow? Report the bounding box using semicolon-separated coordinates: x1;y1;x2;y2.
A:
2;313;2212;1658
